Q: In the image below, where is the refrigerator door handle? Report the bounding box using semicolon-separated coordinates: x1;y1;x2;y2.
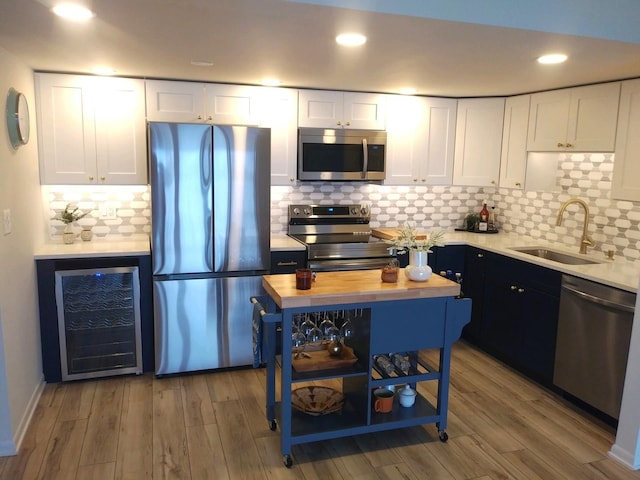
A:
202;127;214;271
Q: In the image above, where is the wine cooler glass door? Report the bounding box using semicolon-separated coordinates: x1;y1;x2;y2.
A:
55;266;143;381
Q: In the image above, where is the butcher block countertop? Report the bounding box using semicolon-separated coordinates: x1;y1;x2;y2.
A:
262;269;460;309
371;227;428;240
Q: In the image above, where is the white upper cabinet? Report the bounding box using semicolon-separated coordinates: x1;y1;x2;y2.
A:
298;90;386;129
146;80;261;125
499;95;530;189
612;79;640;201
36;74;147;185
453;98;505;187
259;88;299;185
385;95;456;186
527;82;620;152
145;80;204;123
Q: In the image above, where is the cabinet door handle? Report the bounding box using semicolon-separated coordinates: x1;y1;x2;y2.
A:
336;121;342;126
345;121;351;126
518;288;525;293
515;182;522;187
477;253;484;258
557;142;565;147
197;115;203;120
100;176;105;181
510;285;518;291
566;143;573;148
88;175;94;181
208;116;213;121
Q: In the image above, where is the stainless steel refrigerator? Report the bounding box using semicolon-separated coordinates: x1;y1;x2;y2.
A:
149;123;270;375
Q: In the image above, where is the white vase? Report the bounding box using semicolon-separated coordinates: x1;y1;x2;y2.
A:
62;223;75;244
404;250;432;282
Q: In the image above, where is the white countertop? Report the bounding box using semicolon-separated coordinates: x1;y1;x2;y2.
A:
439;231;639;293
270;234;305;251
32;232;639;293
34;238;151;259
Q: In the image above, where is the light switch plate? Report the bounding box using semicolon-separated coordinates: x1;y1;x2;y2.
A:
3;209;11;235
99;202;117;220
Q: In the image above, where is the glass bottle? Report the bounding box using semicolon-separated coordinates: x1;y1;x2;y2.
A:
479;201;489;231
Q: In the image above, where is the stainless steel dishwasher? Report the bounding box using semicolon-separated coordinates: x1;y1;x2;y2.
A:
554;275;635;420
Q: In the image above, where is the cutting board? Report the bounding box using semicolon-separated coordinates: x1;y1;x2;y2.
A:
371;227;428;240
292;345;358;372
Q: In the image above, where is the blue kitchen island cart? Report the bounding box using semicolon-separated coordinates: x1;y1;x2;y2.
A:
253;268;471;467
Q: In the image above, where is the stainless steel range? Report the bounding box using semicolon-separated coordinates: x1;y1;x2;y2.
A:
288;204;394;271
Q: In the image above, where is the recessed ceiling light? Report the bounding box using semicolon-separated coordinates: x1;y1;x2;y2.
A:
261;79;282;87
336;33;367;47
398;88;417;95
52;3;95;21
537;53;568;65
190;60;214;67
92;67;116;75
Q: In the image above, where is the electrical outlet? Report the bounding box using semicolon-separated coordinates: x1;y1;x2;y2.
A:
3;209;11;235
99;202;117;220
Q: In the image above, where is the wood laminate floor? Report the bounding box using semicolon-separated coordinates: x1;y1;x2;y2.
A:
1;341;639;480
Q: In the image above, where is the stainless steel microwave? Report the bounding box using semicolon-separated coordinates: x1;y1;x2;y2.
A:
298;128;387;181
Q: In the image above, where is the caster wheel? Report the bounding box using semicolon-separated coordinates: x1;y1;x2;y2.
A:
283;454;293;468
269;420;277;431
439;431;448;442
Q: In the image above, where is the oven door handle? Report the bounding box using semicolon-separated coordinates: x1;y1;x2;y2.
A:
361;138;368;179
309;257;392;272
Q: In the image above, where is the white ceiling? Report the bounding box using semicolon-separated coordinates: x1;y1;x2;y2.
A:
2;0;640;97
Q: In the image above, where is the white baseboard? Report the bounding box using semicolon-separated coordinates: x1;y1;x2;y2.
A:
10;378;45;456
609;444;640;471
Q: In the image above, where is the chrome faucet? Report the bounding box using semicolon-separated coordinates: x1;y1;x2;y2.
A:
555;198;594;254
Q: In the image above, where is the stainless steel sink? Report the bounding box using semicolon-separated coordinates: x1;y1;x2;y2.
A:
510;247;602;265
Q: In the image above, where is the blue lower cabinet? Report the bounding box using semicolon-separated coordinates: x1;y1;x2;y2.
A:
480;251;561;384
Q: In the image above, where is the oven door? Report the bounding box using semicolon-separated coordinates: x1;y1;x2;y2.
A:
308;257;392;272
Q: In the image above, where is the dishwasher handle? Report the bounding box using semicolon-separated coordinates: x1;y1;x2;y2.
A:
562;284;635;313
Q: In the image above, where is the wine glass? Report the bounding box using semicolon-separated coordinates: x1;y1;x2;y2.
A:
339;310;354;341
320;312;339;342
292;314;306;358
301;314;323;349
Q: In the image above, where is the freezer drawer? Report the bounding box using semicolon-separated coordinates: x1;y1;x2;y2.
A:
153;275;264;375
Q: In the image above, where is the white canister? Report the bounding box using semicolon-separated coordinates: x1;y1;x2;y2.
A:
399;384;417;407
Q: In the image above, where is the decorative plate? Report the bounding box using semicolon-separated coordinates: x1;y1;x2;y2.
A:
291;386;344;416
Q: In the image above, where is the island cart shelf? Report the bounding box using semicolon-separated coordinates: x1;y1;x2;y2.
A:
253;269;471;468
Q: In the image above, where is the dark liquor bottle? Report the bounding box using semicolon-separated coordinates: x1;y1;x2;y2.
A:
478;201;489;231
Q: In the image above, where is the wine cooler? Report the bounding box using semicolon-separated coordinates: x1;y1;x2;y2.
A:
54;266;143;381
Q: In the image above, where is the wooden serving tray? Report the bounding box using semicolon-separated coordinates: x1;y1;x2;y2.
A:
292;345;358;372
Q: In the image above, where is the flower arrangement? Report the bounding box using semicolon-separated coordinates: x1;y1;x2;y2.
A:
388;223;445;254
52;203;87;224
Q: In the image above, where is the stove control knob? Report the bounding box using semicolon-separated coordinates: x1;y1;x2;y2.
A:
292;207;300;216
303;208;311;216
360;205;369;216
351;207;358;215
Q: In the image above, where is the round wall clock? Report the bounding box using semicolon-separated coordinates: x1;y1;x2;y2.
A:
6;88;30;149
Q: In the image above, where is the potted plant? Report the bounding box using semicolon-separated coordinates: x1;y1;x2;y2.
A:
380;258;399;283
464;213;480;232
52;203;88;244
387;224;445;282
